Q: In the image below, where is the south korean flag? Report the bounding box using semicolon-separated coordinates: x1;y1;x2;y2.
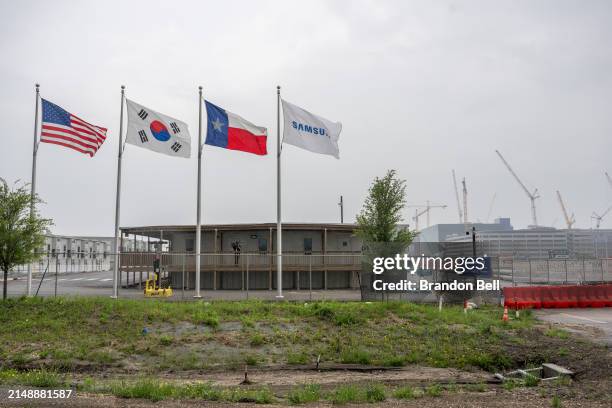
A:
125;99;191;158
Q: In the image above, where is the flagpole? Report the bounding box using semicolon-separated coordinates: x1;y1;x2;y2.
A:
27;83;40;297
276;85;283;299
194;86;203;298
111;85;125;299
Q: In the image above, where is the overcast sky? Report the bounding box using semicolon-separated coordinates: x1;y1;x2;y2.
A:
1;0;611;236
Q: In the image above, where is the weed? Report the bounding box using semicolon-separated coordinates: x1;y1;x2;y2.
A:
365;384;386;402
0;369;64;388
465;382;487;392
524;374;540;387
503;379;521;391
223;387;274;404
340;349;371;365
249;333;265;346
287;352;309;365
393;385;416;399
328;384;362;404
158;334;173;346
287;383;321;404
193;310;220;328
382;355;405;367
425;383;442;397
545;328;569;339
551;395;562;408
110;379;175;402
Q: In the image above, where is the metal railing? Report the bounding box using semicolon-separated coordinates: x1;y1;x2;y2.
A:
498;258;612;285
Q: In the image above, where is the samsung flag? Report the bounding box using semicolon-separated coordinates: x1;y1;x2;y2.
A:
281;99;341;159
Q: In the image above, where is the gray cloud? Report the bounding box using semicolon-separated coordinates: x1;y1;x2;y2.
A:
1;0;611;235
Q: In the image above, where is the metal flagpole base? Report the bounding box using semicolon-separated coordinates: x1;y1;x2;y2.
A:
275;295;284;299
110;296;118;299
193;295;202;299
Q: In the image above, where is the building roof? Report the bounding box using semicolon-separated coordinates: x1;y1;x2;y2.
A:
121;223;358;235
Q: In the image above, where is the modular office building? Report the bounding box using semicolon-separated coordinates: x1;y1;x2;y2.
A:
119;223;362;290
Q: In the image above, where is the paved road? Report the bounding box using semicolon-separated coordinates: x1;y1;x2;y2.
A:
3;270;116;297
535;308;612;345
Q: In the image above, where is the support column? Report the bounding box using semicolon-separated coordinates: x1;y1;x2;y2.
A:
269;227;273;290
323;228;327;290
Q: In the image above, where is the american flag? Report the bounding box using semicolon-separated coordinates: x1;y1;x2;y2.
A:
41;99;107;157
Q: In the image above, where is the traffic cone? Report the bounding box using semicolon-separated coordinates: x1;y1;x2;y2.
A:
502;306;509;322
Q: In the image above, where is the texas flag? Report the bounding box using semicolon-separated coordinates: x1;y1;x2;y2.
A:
204;101;267;155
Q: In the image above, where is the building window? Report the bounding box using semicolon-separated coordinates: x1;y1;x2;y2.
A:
258;238;268;253
304;238;312;255
185;239;194;252
342;241;348;247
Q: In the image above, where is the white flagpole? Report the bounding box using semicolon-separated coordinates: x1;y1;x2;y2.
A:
27;83;40;297
111;85;125;299
194;86;203;298
276;85;283;299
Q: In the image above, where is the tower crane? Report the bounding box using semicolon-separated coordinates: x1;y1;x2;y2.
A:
592;206;612;229
407;202;447;231
495;150;540;227
462;177;468;225
556;190;575;230
452;170;463;223
486;193;497;223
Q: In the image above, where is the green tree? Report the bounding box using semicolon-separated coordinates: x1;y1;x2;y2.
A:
355;169;416;245
0;179;52;300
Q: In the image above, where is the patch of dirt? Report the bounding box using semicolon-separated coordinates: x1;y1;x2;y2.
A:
159;366;489;389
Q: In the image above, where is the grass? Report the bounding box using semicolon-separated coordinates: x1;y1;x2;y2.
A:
83;378;273;403
0;369;65;388
327;384;386;404
328;384;362;404
425;383;443;397
287;383;321;404
0;297;544;377
545;327;569;339
393;385;417;399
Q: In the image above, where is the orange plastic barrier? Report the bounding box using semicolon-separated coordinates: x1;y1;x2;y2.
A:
503;284;612;309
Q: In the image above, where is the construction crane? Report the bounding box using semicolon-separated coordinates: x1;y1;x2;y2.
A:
592;206;612;229
452;170;463;223
606;172;612;190
461;177;468;225
495;150;540;227
556;190;575;230
407;202;447;231
486;193;497;223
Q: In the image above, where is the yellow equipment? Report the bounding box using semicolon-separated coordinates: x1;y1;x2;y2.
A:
144;273;173;297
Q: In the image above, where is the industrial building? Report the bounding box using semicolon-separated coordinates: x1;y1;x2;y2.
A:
442;225;612;259
119;223;362;290
414;218;514;242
